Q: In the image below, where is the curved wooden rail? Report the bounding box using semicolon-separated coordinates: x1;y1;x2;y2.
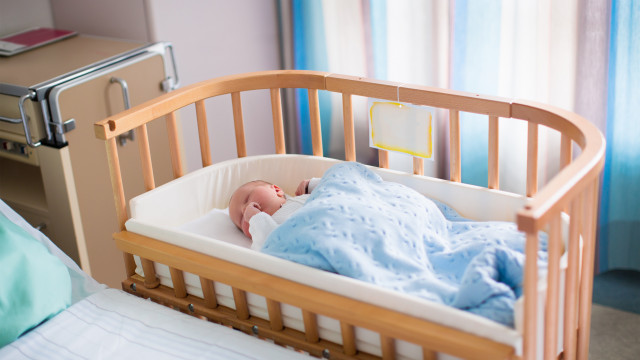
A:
95;70;604;230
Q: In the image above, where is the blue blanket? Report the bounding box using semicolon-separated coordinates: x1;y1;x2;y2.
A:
261;163;547;326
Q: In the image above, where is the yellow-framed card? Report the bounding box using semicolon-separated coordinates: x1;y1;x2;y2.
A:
368;100;434;159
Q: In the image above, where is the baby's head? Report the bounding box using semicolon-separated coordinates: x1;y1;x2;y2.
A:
229;180;286;238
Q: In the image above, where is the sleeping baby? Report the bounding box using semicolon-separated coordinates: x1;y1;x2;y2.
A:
228;162;548;327
229;178;320;250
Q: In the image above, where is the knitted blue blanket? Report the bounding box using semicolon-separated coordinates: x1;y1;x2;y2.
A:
261;162;547;326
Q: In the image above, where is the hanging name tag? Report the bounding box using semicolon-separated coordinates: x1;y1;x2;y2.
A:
369;100;434;159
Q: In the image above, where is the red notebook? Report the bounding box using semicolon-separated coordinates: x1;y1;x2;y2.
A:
0;28;77;56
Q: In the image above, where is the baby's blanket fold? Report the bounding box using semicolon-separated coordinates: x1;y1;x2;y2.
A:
262;162;547;326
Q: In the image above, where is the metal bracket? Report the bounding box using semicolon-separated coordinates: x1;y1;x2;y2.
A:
0;92;41;147
161;43;179;92
62;118;76;133
110;77;134;146
48;118;76;135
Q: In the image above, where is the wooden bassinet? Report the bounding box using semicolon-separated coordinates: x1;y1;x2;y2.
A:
94;70;605;360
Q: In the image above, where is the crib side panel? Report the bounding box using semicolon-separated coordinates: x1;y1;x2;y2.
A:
114;230;517;360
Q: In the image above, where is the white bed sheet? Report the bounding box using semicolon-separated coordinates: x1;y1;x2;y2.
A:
0;288;312;360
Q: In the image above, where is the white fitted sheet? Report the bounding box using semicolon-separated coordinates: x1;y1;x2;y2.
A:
0;288;313;360
126;154;566;359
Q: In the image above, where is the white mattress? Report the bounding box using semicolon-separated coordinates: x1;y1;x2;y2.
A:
0;288;312;360
126;154;566;359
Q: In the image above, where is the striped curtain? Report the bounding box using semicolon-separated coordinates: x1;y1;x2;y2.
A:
599;0;640;272
280;0;639;271
283;0;449;174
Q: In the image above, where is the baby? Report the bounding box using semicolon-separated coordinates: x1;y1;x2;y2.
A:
229;178;320;249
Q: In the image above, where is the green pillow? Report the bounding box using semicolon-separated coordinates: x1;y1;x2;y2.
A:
0;214;71;347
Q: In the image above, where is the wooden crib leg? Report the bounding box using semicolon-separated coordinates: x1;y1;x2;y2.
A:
339;321;357;356
199;277;218;308
422;347;437;360
564;197;583;360
232;287;250;320
123;252;136;277
523;232;539;360
544;215;563;360
266;298;284;331
168;267;187;298
302;310;320;343
380;335;396;360
577;181;599;360
140;258;160;288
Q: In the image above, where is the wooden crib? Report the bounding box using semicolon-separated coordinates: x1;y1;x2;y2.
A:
94;70;605;360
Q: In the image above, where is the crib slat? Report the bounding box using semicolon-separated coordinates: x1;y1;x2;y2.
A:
105;138;136;275
544;214;563;360
230;92;247;158
166;111;184;178
106;138;127;229
422;348;437;360
488;115;499;189
380;335;396;360
266;298;284;331
136;124;156;190
308;89;323;156
169;267;187;298
449;109;461;182
342;93;356;161
523;231;539;360
302;310;320;343
195;100;212;167
141;258;160;288
577;180;599;360
560;134;573;212
379;149;389;169
564;196;583;360
270;88;286;154
526;122;539;197
413;157;424;176
199;277;218;308
560;134;572;169
232;287;250;320
339;322;357;356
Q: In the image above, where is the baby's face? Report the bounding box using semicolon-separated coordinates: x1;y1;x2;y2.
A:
229;181;286;238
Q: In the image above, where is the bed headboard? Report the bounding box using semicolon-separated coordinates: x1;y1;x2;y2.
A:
94;70;605;360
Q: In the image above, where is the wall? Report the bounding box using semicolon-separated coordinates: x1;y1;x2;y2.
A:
145;0;281;170
50;0;149;41
0;0;54;36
